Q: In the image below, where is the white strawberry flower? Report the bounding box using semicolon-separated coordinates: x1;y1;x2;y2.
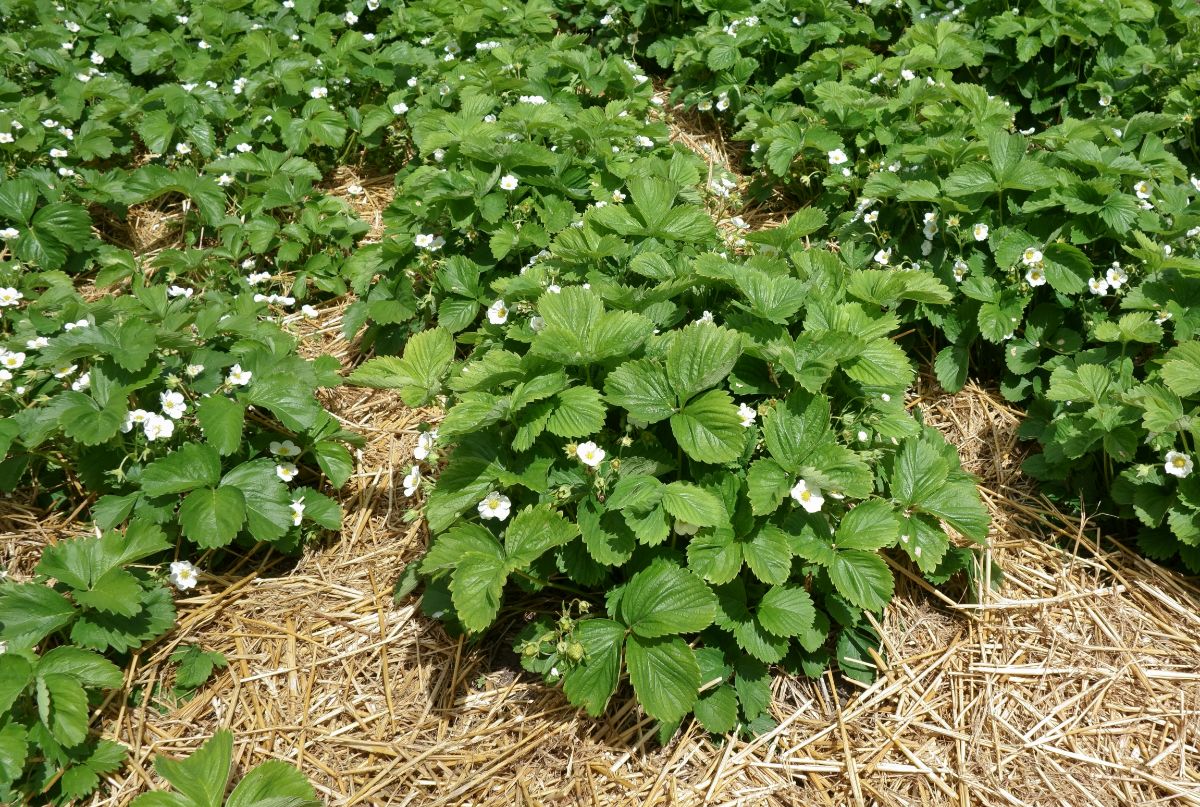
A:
42;119;58;128
413;429;438;461
402;465;421;497
576;441;605;467
973;222;989;241
863;210;879;224
1165;451;1193;479
197;40;210;49
217;174;234;186
1088;277;1109;295
275;462;299;482
414;233;435;249
1099;94;1112;107
310;86;328;99
0;227;18;239
1191;176;1200;193
52;147;71;159
499;174;519;191
121;409;150;433
289;499;305;526
1025;266;1047;287
270;440;301;458
634;135;654;148
143;413;175;441
301;304;319;318
344;10;358;24
186;363;204;376
160;390;187;419
0;351;24;370
1106;265;1128;288
167;285;193;298
175;142;191;155
1021;247;1043;266
737;402;756;427
63;318;88;330
0;133;13;144
790;479;825;513
827;148;848;165
169;560;199;591
90;51;104;65
874;248;891;266
392;102;408;114
26;337;49;350
477;491;511;521
235;142;253;153
227;364;253;385
71;372;90;391
487;299;509;325
53;363;78;378
0;287;21;305
952;259;968;283
1134;180;1151;200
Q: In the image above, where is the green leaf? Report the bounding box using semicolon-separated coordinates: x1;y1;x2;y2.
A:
179;487;247;548
196;395;245;457
218;461;293;545
746;459;792;515
605;360;676;424
450;551;509;632
686;529;743;585
37;646;123;688
828;551;894;612
154;729;233;807
170;645;229;690
693;684;738;734
562;618;625;716
577;499;636;566
503;504;580;568
659;482;726;527
607;476;665;512
919;483;989;543
890;437;948;507
757;585;816;638
141;443;221;498
763;392;831;474
620;560;717;638
670;389;745;464
296;487;342;530
421;523;503;576
72;568;143;616
834;500;898;551
1163;343;1200;397
0;583;76;647
38;673;90;747
625;634;701;724
742;524;792;585
545;386;606;438
0;655;32;715
349;328;456;407
666;322;741;402
226;760;318;807
0;722;27;783
1042;243;1091;295
313;440;354;488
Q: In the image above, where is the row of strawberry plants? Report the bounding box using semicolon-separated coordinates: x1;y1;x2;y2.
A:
345;1;992;737
572;0;1200;569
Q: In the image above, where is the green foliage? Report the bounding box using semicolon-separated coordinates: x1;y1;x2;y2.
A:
129;730;319;807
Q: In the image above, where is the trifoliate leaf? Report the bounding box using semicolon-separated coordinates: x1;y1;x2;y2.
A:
141;443;221;497
666;322;742;402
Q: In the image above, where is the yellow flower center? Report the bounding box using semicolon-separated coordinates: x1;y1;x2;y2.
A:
1174;457;1187;468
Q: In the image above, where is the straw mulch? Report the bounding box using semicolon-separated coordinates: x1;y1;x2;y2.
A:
57;343;1198;806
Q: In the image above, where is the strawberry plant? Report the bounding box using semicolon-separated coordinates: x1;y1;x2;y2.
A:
360;203;989;731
